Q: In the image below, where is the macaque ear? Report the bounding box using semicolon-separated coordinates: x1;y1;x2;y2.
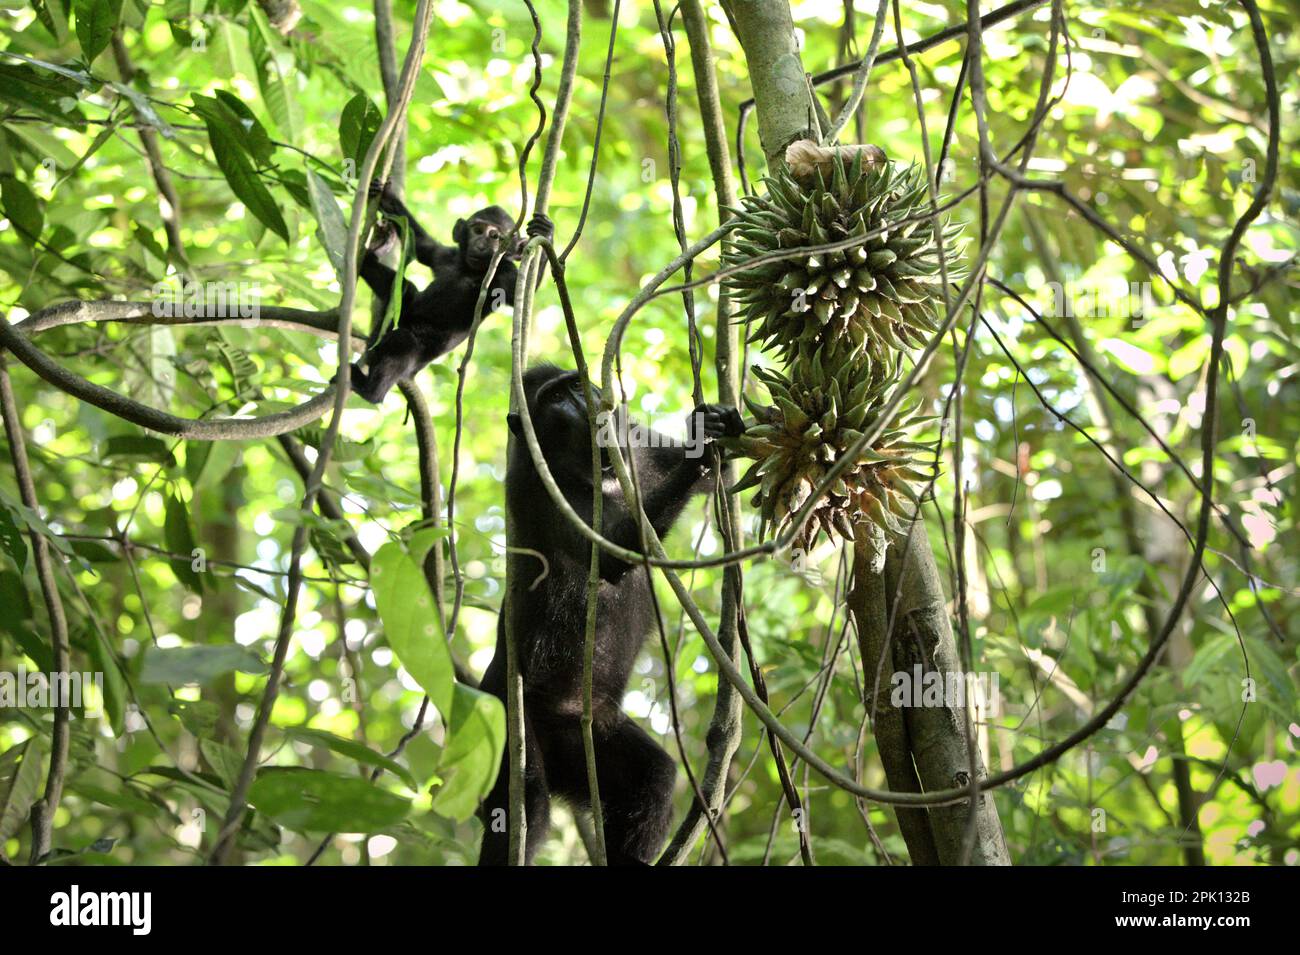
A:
507;412;522;438
452;218;468;246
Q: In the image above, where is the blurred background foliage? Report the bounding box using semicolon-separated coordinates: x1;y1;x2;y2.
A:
0;0;1296;865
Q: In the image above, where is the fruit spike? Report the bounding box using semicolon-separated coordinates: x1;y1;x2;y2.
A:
724;155;965;364
729;355;937;550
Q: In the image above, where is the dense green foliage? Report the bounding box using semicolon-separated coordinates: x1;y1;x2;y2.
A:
0;0;1296;865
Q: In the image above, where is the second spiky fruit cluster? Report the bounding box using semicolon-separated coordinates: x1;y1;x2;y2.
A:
730;352;934;550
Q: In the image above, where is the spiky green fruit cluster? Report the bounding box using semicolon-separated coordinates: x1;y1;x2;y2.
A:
730;352;935;550
724;154;964;363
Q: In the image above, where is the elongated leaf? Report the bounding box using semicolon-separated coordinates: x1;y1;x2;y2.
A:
200;739;245;790
371;542;453;720
339;94;381;171
193;95;289;242
247;5;300;140
184;441;212;485
0;62;88;125
68;779;170;819
104;435;174;465
140;645;267;686
32;0;71;44
106;80;176;138
163;491;201;591
0;737;47;845
307;169;348;276
0;504;26;572
88;626;125;734
249;768;410;833
72;0;123;62
1;174;44;245
5;623;52;672
168;699;221;737
1184;633;1235;688
208;90;274;164
431;684;505;821
285;728;418;790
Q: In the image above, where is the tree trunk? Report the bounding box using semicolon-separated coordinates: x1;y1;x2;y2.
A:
882;522;1010;865
727;0;816;164
848;534;941;865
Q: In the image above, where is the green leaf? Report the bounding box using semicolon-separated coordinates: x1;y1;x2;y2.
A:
1;174;44;245
184;441;212;485
163;491;202;591
248;768;410;833
104;435;175;465
67;780;168;819
285;728;418;790
0;736;47;845
68;540;116;564
132;222;169;267
431;684;506;821
106;80;175;138
310;523;356;571
371;542;453;719
52;121;115;192
1244;638;1297;712
0;504;26;572
193;94;289;242
1167;335;1210;382
246;4;301;140
1184;633;1235;688
339;93;381;171
140;645;268;686
200;739;246;790
72;0;123;63
209;90;274;165
168;699;221;736
307;169;349;276
212;337;259;397
212;338;259;397
87;625;125;734
0;569;31;619
0;61;88;124
407;526;451;569
187;440;241;491
32;0;71;44
276;167;312;209
5;624;53;672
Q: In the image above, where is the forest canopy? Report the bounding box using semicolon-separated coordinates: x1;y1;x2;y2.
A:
0;0;1296;868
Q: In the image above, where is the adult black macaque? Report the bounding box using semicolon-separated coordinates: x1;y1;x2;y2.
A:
346;180;553;403
477;364;744;866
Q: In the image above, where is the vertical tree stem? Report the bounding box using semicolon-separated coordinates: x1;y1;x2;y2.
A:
882;522;1010;865
726;0;816;166
659;0;745;865
501;0;583;865
847;533;941;864
0;356;71;865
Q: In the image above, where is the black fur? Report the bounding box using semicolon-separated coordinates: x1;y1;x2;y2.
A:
346;180;553;403
477;364;743;865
